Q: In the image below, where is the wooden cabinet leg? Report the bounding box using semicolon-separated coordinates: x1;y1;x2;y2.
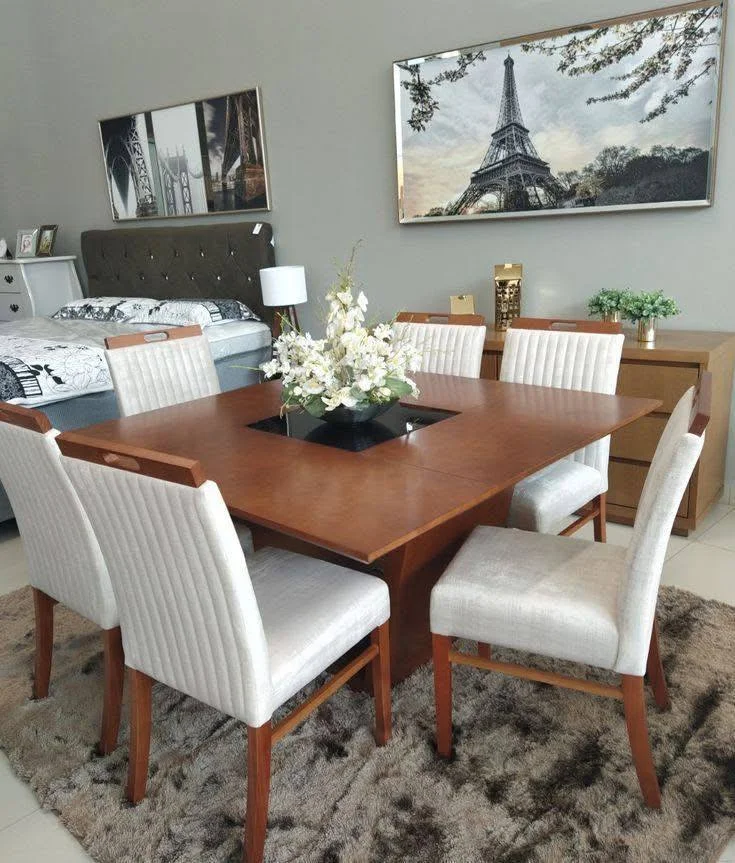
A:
477;642;492;660
433;634;453;759
593;493;607;543
32;588;56;700
621;674;661;808
646;618;671;710
98;627;125;755
370;622;392;745
245;722;272;863
126;669;153;804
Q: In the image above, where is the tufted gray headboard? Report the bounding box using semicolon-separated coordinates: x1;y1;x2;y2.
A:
81;222;276;326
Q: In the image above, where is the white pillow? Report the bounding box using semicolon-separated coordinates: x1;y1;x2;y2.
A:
52;297;159;323
127;298;261;327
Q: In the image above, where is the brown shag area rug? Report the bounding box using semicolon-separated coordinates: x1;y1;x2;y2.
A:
0;584;733;862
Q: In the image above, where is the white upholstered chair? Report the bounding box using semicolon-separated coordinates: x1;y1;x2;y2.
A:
59;435;391;863
430;375;711;808
105;325;255;551
0;403;123;755
394;312;486;378
499;318;625;540
105;325;220;417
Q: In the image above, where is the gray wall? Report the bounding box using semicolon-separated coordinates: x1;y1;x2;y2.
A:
1;0;733;482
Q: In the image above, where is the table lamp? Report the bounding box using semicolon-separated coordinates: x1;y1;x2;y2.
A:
260;265;308;336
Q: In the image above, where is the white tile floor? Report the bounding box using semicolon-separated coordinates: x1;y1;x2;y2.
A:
1;506;734;861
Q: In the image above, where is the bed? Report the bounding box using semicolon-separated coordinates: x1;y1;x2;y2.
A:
0;221;276;522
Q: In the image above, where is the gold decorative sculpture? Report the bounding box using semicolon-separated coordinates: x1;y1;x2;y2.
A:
494;263;522;330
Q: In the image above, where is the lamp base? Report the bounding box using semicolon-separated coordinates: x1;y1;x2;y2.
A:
272;305;301;337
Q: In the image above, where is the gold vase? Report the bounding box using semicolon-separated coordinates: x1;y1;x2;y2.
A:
602;311;621;323
637;318;657;343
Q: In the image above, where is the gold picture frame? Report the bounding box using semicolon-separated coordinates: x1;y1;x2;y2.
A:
36;224;58;257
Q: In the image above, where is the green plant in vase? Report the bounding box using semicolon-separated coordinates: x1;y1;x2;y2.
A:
587;288;631;323
622;290;680;343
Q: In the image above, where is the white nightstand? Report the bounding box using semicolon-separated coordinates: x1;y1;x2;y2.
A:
0;256;83;322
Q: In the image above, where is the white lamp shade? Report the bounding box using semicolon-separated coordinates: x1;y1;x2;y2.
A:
259;266;307;307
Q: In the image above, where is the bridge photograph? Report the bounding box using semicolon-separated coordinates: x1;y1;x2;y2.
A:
98;87;270;221
394;2;724;223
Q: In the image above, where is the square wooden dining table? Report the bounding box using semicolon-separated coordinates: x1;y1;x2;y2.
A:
58;373;660;684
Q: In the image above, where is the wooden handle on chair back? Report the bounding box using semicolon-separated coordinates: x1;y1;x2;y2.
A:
57;431;206;487
509;317;623;334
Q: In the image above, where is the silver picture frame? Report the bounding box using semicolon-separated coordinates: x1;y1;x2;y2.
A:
394;1;726;224
98;86;271;221
16;228;39;258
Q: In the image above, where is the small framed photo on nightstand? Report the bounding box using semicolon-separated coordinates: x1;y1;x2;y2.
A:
16;228;39;258
36;224;58;257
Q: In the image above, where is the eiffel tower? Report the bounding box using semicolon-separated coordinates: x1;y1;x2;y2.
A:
446;54;561;215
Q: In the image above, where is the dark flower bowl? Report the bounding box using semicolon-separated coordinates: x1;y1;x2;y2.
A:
319;400;397;426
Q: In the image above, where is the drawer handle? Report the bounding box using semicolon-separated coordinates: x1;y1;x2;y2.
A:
9;304;19;313
4;275;13;284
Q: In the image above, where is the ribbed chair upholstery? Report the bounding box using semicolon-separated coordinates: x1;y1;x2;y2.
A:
105;325;254;552
499;319;625;539
59;437;391;863
105;325;221;417
430;376;711;809
394;312;486;378
0;403;123;755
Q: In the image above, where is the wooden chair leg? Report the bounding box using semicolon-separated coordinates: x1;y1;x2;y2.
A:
621;674;661;809
98;627;125;755
478;642;492;660
245;722;272;863
126;668;153;804
593;493;607;543
370;622;392;745
646;618;671;710
432;634;453;759
32;588;56;699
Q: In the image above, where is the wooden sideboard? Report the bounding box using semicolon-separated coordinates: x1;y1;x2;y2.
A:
482;329;735;535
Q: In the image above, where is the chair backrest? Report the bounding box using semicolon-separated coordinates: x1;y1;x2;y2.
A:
105;325;220;417
0;403;117;629
393;313;487;378
615;375;711;676
58;432;273;728
500;319;625;474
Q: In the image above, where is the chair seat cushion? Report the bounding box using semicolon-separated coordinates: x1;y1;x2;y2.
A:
508;459;605;533
430;527;625;671
247;547;390;712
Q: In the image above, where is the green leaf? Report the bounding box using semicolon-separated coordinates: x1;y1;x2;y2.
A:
383;377;413;397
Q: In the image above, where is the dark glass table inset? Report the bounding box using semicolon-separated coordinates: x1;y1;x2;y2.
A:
247;404;458;452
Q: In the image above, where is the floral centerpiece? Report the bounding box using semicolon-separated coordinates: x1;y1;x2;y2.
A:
622;290;680;343
587;288;631;323
260;255;421;424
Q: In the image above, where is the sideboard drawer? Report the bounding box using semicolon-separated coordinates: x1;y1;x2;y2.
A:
610;414;668;462
0;272;21;293
0;296;29;321
609;460;689;518
617;361;698;412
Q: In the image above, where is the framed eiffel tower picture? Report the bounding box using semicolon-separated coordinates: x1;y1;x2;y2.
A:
393;1;726;223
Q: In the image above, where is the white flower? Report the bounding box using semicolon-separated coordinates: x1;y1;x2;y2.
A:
260;253;420;414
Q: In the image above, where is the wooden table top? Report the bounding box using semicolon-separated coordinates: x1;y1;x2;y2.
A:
62;374;660;564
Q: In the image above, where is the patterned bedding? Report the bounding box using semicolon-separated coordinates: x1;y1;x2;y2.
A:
0;318;174;407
